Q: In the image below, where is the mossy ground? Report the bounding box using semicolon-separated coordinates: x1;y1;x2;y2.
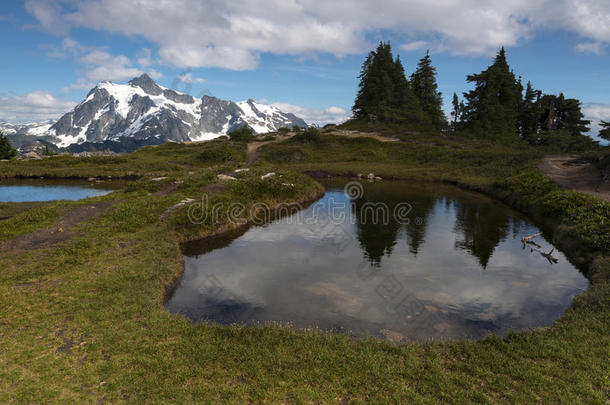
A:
0;134;608;403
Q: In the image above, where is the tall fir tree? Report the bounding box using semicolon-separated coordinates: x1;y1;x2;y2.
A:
0;131;16;159
462;47;523;139
450;93;463;129
519;81;542;142
353;42;424;124
410;50;446;128
537;94;590;137
599;120;610;142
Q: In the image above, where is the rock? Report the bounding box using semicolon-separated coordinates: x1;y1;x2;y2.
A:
367;173;375;180
23;151;41;159
217;174;237;181
357;173;363;178
87;177;96;181
234;168;250;173
261;172;276;180
379;329;406;343
282;183;295;187
433;322;452;332
151;177;168;182
375;176;382;181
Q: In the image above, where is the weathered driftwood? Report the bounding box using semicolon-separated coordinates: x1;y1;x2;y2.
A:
521;232;542;242
523;240;541;249
520;232;559;264
540;248;559;264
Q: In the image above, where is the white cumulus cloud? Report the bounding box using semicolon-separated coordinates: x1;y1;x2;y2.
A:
575;41;607;55
582;103;610;143
0;91;77;123
270;102;350;125
24;0;610;70
49;39;163;85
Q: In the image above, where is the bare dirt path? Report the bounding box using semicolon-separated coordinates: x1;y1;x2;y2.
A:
539;156;610;202
325;129;401;143
245;141;271;166
1;201;116;251
245;135;293;166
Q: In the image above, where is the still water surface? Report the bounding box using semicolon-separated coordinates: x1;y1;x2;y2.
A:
166;179;588;341
0;179;119;202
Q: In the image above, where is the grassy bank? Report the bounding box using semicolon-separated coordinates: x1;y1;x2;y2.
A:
260;132;542;187
0;140;246;179
0;134;608;403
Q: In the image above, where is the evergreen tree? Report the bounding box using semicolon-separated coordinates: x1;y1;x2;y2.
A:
410;50;446;127
537;94;590;137
533;94;595;151
599;120;610;142
352;42;425;124
519;81;542;142
450;93;463;130
0;131;16;159
462;47;523;139
353;51;375;120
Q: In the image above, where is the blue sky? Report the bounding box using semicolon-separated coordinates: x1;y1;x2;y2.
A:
1;0;609;140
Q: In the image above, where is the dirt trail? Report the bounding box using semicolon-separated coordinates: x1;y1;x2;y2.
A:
245;135;293;166
245;141;271;166
539;156;610;202
325;129;400;143
1;201;116;251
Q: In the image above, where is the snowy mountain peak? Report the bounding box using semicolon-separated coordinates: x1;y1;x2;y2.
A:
15;75;308;151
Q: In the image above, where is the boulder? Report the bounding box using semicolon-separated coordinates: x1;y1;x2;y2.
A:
217;174;237;181
23;151;41;159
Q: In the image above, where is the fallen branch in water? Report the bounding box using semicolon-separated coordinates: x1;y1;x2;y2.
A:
521;232;543;249
521;232;542;242
540;248;559;264
519;232;558;264
523;240;541;249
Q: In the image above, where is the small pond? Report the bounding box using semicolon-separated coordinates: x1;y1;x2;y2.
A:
0;178;121;202
166;179;588;341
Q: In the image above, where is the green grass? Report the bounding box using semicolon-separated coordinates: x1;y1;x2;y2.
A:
0;202;65;240
0;133;608;403
260;133;542;186
0;139;247;179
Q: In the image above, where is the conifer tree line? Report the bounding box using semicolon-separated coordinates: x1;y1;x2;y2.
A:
352;42;445;128
599;120;610;142
455;47;594;149
353;43;601;151
0;131;17;160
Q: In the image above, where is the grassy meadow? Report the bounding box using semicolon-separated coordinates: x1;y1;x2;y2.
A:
0;132;608;403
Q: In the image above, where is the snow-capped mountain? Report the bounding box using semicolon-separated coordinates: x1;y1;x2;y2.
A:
1;74;307;152
0;120;55;136
52;74;307;147
0;120;59;149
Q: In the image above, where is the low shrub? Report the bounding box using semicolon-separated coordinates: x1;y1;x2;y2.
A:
292;127;321;143
228;125;257;142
